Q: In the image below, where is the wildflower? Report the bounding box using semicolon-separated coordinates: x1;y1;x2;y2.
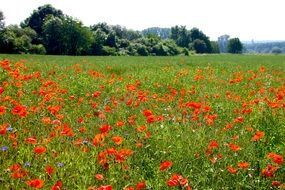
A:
0;86;4;94
93;134;105;147
143;110;152;117
51;180;62;190
12;104;28;118
112;136;123;145
160;161;173;171
1;146;8;152
45;165;54;176
262;164;278;177
24;162;31;167
227;166;238;174
34;146;46;154
238;162;250;169
251;131;265;141
6;126;13;132
228;143;241;152
57;163;64;167
272;181;281;187
0;106;6;115
95;174;104;181
26;179;44;189
267;152;284;165
208;140;219;149
167;174;182;187
116;121;124;127
97;185;112;190
92;91;101;98
100;124;112;134
136;182;146;189
25;137;37;144
146;115;156;123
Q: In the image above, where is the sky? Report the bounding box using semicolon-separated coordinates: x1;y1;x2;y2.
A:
0;0;284;41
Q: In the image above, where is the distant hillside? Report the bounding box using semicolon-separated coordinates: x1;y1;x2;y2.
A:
243;41;285;54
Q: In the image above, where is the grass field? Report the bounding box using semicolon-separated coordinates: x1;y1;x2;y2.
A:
0;54;284;189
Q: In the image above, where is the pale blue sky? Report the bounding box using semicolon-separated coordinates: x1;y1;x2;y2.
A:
0;0;284;41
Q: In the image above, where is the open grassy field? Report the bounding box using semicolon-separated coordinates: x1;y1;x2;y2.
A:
0;54;284;189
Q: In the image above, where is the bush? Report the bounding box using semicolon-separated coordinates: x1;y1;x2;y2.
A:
101;46;117;56
29;44;46;54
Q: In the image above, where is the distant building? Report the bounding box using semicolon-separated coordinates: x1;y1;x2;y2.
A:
218;35;230;53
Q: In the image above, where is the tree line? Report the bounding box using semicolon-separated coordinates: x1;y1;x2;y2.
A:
0;5;243;56
244;41;285;54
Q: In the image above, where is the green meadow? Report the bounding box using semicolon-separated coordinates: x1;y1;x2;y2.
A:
0;54;284;189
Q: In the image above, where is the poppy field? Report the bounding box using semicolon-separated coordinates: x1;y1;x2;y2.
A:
0;55;284;189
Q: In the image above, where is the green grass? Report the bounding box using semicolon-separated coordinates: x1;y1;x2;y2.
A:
0;54;284;189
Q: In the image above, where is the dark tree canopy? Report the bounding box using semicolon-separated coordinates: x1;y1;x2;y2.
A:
191;39;207;53
189;28;212;53
22;4;63;37
227;38;243;54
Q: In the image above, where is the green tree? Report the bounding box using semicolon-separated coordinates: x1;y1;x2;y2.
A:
190;39;207;53
189;28;212;53
0;25;39;54
90;28;107;55
106;32;117;48
0;11;5;30
22;4;63;42
210;41;220;53
43;16;93;55
227;38;243;54
170;25;190;48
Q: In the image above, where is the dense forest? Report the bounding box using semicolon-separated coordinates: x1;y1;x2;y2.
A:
0;4;244;56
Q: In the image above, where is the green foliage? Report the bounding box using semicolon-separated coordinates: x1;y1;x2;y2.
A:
190;39;207;53
43;16;93;55
227;38;243;54
211;41;220;53
0;10;5;30
136;44;149;56
0;25;37;54
29;44;46;54
142;27;171;39
0;4;236;56
189;28;213;53
21;4;63;37
170;25;190;48
101;46;117;55
182;48;189;56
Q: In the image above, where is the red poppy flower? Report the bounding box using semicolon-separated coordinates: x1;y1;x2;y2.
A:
160;161;173;171
51;180;62;190
136;182;146;189
96;185;112;190
0;106;6;115
112;136;123;145
34;146;47;154
227;166;238;174
45;165;54;176
26;179;44;189
251;131;265;141
95;174;104;181
238;162;250;169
